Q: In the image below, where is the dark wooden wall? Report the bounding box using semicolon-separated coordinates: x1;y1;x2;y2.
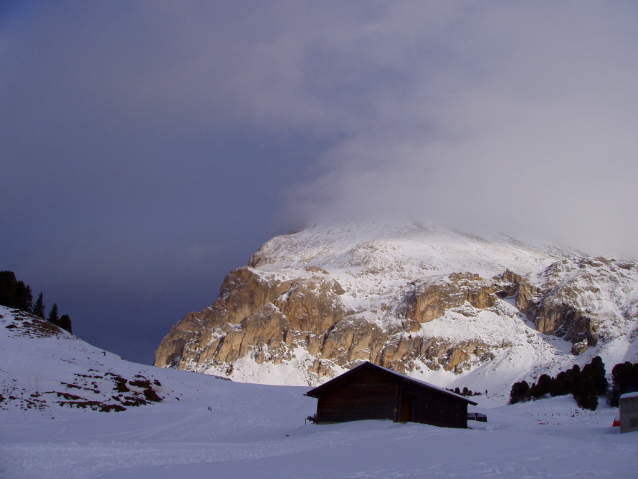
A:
314;367;469;428
399;385;468;428
316;367;397;423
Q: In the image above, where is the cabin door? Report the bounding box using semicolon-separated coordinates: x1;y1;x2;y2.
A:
400;391;416;422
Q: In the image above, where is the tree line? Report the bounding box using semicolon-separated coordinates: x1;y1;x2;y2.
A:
448;386;482;397
509;356;638;410
0;271;72;333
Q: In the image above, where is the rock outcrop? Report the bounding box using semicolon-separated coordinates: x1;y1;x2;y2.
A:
514;258;638;350
398;273;498;323
155;222;638;387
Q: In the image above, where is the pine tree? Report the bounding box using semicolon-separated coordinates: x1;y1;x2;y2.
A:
609;361;638;406
58;315;72;334
0;271;18;308
33;293;45;319
14;282;33;312
588;356;609;396
531;374;553;399
574;374;598;410
0;272;73;334
47;303;59;326
509;381;531;404
550;371;570;397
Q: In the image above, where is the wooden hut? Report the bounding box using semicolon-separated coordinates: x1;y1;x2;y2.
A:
306;361;477;428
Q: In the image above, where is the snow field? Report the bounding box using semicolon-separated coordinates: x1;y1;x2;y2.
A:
3;392;637;478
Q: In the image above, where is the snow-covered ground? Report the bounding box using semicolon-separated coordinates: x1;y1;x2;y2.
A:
2;306;637;478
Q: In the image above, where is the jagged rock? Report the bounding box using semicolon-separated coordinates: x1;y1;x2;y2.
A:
571;341;588;355
513;258;638;346
155;266;353;373
398;273;498;323
155;267;507;380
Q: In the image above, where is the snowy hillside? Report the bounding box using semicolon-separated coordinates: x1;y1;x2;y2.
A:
156;221;638;395
0;306;178;413
1;305;637;478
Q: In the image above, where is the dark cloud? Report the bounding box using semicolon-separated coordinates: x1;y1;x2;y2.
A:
284;2;638;258
1;1;637;362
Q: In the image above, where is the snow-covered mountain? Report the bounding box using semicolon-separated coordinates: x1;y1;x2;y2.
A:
155;221;638;394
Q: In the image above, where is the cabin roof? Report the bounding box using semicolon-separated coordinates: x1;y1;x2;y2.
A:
306;361;478;405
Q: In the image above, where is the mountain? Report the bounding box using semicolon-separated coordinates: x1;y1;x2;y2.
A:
155;221;638;395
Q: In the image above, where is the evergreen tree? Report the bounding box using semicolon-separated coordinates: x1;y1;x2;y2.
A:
574;374;598;410
58;315;72;334
510;358;610;410
0;271;18;308
531;374;553;399
587;356;609;396
566;366;580;393
550;371;571;397
509;381;531;404
0;272;33;311
47;303;59;326
0;272;74;335
14;282;33;312
609;361;638;407
33;293;45;319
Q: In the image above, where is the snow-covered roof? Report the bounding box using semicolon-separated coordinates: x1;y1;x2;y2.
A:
307;361;478;405
375;362;479;405
620;391;638;400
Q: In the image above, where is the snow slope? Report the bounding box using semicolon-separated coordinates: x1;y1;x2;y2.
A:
2;306;637;478
250;221;576;307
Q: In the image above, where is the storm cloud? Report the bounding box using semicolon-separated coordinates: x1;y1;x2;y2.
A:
2;1;637;362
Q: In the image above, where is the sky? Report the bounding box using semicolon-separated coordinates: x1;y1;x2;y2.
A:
1;1;638;364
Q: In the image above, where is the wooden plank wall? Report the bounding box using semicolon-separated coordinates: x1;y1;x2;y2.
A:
316;368;397;423
315;366;469;428
404;386;468;429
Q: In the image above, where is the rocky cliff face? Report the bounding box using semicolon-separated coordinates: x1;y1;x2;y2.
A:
155;266;351;374
155;222;638;391
514;257;638;355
